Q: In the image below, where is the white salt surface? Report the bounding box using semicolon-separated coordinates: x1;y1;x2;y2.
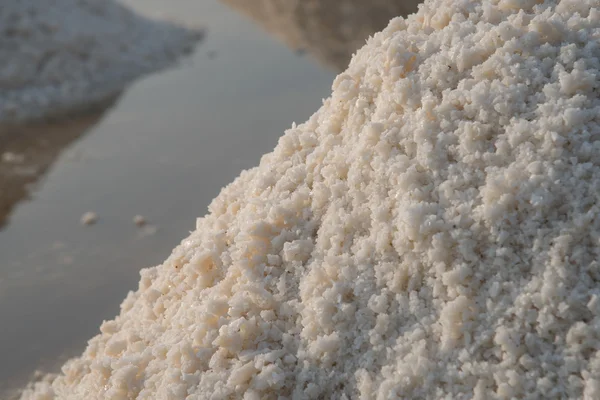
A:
21;0;600;398
0;0;202;124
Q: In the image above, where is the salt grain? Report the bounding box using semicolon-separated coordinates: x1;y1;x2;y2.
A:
133;215;146;227
1;152;25;164
80;212;97;226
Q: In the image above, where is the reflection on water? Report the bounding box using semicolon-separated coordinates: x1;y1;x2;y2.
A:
0;101;120;398
222;0;420;71
0;99;118;229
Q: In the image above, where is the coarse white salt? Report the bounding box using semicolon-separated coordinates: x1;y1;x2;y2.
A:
133;215;147;227
21;0;600;399
79;212;97;226
0;0;202;124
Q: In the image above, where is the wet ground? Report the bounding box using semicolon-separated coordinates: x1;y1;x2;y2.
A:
0;0;420;396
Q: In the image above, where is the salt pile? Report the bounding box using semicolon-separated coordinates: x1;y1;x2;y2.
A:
22;0;600;398
0;0;202;124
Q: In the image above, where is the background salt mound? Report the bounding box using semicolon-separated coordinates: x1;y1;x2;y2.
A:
22;0;600;399
0;0;201;124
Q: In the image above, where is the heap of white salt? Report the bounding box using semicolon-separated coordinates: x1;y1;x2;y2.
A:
22;0;600;398
0;0;202;124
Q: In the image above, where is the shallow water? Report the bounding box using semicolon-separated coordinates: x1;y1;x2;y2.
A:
0;0;419;395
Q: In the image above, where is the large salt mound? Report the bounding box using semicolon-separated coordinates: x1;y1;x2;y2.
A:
0;0;201;124
21;0;600;398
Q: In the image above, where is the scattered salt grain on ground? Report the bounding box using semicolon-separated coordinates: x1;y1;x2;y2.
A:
133;215;147;227
1;152;25;164
20;0;600;399
0;0;203;124
79;212;97;226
